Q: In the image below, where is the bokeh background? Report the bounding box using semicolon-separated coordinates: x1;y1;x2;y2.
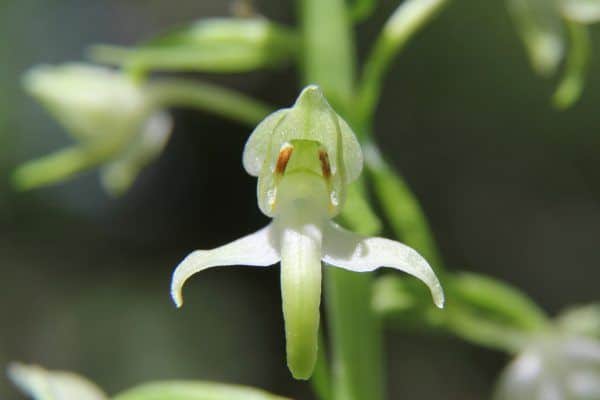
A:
1;0;599;399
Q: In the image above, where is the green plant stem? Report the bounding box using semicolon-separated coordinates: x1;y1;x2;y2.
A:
364;142;444;271
299;0;355;116
450;272;549;331
299;1;384;400
325;267;384;400
357;0;449;123
365;139;553;345
374;273;550;354
349;0;377;23
311;332;332;400
147;79;273;126
440;305;533;353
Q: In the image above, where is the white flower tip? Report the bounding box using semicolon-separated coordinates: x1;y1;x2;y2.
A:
170;254;195;309
435;293;445;309
170;279;184;308
171;291;183;308
7;362;27;385
432;281;445;309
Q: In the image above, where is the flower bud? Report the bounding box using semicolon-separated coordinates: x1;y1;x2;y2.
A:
91;18;298;77
494;334;600;400
15;63;171;194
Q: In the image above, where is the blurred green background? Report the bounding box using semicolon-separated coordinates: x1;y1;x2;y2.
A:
1;0;599;399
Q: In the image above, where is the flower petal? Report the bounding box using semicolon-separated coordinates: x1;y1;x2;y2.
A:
322;222;444;308
561;0;600;24
8;362;107;400
171;224;280;307
242;109;288;177
278;220;323;380
23;64;148;142
100;111;173;196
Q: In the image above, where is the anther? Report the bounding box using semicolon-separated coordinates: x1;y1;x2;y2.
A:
276;143;294;175
319;149;331;179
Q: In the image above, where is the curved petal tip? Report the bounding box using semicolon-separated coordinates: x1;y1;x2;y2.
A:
433;283;445;309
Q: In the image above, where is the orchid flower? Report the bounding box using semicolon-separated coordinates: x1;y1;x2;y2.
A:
170;85;444;380
507;0;600;107
15;63;172;195
494;334;600;400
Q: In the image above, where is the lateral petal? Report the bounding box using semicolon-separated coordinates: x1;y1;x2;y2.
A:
322;222;444;308
171;224;280;307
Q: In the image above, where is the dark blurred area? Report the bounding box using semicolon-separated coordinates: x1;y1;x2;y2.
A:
1;1;599;399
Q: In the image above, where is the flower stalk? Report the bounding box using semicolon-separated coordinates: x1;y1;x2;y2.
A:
357;0;450;124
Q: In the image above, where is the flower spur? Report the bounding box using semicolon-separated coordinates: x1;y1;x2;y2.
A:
170;85;444;380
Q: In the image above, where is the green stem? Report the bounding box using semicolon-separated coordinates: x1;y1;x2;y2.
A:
147;79;273;126
349;0;377;23
450;272;549;331
357;0;449;124
299;1;384;400
374;273;550;354
364;142;444;271
325;268;384;400
299;0;355;115
440;305;533;353
310;332;332;400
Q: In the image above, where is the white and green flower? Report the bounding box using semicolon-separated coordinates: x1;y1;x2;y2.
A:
170;85;444;380
507;0;600;107
494;334;600;400
15;63;172;195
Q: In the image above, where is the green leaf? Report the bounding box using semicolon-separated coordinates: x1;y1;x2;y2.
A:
112;381;291;400
507;0;565;76
561;0;600;23
90;18;298;77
